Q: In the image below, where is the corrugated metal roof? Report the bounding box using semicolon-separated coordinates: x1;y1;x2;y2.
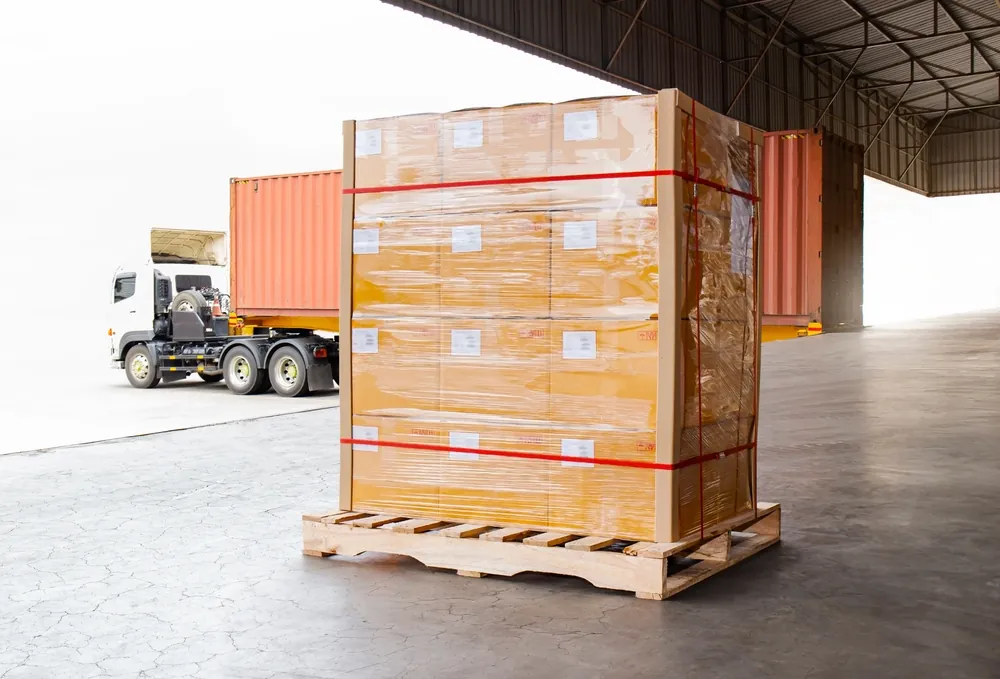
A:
381;0;1000;196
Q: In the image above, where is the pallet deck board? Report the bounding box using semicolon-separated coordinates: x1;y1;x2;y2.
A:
390;519;451;534
523;532;577;547
302;502;780;600
481;527;536;543
440;524;492;539
350;515;407;529
564;536;616;552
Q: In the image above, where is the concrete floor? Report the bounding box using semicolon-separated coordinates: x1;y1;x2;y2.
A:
2;312;999;678
0;366;338;456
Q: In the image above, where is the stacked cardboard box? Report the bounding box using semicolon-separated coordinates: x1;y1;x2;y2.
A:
342;90;762;542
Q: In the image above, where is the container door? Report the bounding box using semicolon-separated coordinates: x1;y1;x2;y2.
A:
820;132;864;329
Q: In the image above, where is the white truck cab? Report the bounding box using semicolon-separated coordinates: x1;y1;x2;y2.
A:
110;229;229;363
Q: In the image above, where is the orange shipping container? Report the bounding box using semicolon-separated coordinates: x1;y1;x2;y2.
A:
762;129;863;330
230;170;342;319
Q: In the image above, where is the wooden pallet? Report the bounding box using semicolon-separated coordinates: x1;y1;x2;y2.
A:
302;502;780;600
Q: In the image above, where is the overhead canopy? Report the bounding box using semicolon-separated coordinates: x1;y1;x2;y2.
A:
382;0;1000;196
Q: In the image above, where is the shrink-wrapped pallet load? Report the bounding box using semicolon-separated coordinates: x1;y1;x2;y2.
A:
340;89;762;543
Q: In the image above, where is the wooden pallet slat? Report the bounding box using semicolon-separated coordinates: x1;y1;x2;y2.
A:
350;515;407;529
302;501;780;600
564;536;616;552
523;532;576;547
390;519;451;534
327;512;371;525
623;542;657;556
480;527;535;543
440;524;493;539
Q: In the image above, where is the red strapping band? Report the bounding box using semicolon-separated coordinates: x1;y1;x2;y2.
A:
344;169;760;203
341;437;755;471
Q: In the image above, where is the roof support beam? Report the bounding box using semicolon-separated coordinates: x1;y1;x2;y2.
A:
726;0;799;114
834;0;990;116
814;47;866;127
899;104;949;180
934;1;1000;75
866;81;913;154
805;26;1000;58
809;0;927;41
897;102;1000;117
606;0;649;70
857;69;1000;91
852;32;1000;79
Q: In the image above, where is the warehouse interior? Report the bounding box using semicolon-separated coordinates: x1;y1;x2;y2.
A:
3;2;1000;677
387;0;1000;197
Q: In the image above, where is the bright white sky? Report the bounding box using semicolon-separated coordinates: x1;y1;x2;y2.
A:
1;0;998;371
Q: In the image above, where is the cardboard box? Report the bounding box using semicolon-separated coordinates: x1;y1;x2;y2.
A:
547;428;657;541
439;212;550;318
352;318;440;418
440;320;550;423
681;112;743;190
549;320;658;430
549;96;657;210
353;114;443;219
437;421;550;528
441;103;551;213
344;90;765;543
550;208;658;319
679;319;755;430
676;448;754;539
351;415;441;517
353;216;442;317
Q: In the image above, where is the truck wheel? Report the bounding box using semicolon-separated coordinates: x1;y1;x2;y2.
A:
269;347;309;397
198;373;223;383
125;345;160;389
223;346;267;395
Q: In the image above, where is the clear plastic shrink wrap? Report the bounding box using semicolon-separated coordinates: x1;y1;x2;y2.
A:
346;91;761;542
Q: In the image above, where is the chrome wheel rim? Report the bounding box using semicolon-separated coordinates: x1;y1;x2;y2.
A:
131;354;150;380
277;357;299;387
231;357;251;384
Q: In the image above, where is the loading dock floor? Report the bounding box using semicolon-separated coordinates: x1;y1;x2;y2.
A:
2;312;998;678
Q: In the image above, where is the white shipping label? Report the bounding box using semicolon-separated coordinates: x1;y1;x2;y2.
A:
451;329;481;357
449;431;480;461
561;438;595;468
451;225;482;253
563;331;597;360
453;120;484;149
355;129;382;156
352;228;379;255
563;220;598;250
352;328;379;354
353;426;379;452
563;110;599;141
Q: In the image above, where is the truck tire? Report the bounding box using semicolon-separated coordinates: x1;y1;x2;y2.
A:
223;346;268;395
125;345;160;389
198;373;223;383
268;346;309;397
171;290;208;312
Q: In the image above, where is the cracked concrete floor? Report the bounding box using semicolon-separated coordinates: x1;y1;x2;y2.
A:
3;312;1000;678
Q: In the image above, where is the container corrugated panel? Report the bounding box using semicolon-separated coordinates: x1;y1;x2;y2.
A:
762;128;863;328
230;170;342;317
762;130;822;326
